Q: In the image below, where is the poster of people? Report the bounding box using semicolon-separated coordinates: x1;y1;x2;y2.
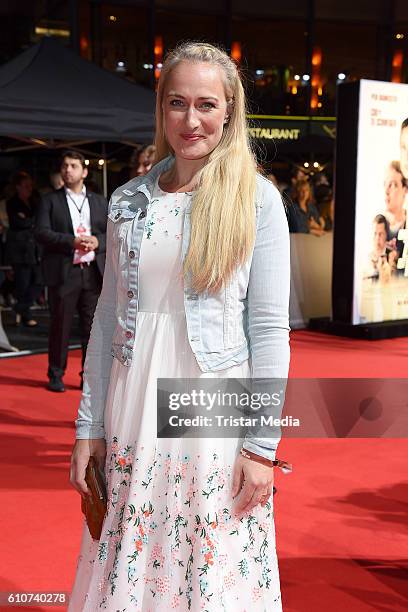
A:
354;79;408;324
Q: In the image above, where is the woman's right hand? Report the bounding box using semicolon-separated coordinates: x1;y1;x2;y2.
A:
70;438;107;498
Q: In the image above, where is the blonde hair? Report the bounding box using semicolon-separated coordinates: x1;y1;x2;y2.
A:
293;179;313;205
154;41;257;294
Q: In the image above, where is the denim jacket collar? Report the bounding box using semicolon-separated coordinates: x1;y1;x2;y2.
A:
112;156;175;214
110;154;265;220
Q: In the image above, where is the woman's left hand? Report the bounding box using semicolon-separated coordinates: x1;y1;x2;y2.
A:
231;453;274;515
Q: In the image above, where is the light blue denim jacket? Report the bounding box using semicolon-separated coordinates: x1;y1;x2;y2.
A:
75;156;290;461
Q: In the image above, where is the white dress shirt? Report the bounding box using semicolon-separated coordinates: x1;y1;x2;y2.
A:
65;185;95;264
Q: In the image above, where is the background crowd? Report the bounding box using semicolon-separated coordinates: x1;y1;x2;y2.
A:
0;146;334;339
267;165;334;236
0;144;157;322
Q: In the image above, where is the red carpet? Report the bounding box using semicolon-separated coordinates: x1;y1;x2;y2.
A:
0;331;407;611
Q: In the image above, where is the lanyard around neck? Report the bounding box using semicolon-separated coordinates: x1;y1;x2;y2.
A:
66;190;87;216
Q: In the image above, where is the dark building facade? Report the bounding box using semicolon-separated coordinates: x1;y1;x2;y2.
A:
1;1;408;178
2;0;408;117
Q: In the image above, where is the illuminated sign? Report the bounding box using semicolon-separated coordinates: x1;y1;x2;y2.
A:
247;115;336;144
248;127;301;140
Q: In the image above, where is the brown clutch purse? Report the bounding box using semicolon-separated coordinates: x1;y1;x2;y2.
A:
80;456;107;541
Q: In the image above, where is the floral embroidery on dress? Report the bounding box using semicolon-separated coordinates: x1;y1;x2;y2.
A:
142;188;192;242
144;201;158;239
168;192;193;217
107;436;135;496
92;438;280;610
168;201;181;216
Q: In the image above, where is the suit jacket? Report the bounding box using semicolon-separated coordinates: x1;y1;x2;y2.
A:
35;187;108;287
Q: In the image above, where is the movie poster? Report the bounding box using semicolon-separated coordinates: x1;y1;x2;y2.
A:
354;79;408;324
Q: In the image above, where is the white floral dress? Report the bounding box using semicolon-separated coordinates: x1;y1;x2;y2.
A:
68;177;282;612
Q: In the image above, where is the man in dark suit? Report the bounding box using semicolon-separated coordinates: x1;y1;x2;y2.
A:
35;151;107;392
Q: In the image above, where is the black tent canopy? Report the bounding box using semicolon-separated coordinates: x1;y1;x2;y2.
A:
0;37;156;145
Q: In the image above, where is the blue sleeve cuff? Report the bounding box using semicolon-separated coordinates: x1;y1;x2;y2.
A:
242;437;280;462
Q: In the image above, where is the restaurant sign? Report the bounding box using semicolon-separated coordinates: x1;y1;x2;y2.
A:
249;126;301;140
247;115;336;142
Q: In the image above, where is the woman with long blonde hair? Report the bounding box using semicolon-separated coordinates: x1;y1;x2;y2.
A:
292;178;324;235
69;41;290;611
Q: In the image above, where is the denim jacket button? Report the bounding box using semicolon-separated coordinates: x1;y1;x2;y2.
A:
127;290;134;298
115;211;121;219
125;331;133;339
139;210;146;219
129;250;135;258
